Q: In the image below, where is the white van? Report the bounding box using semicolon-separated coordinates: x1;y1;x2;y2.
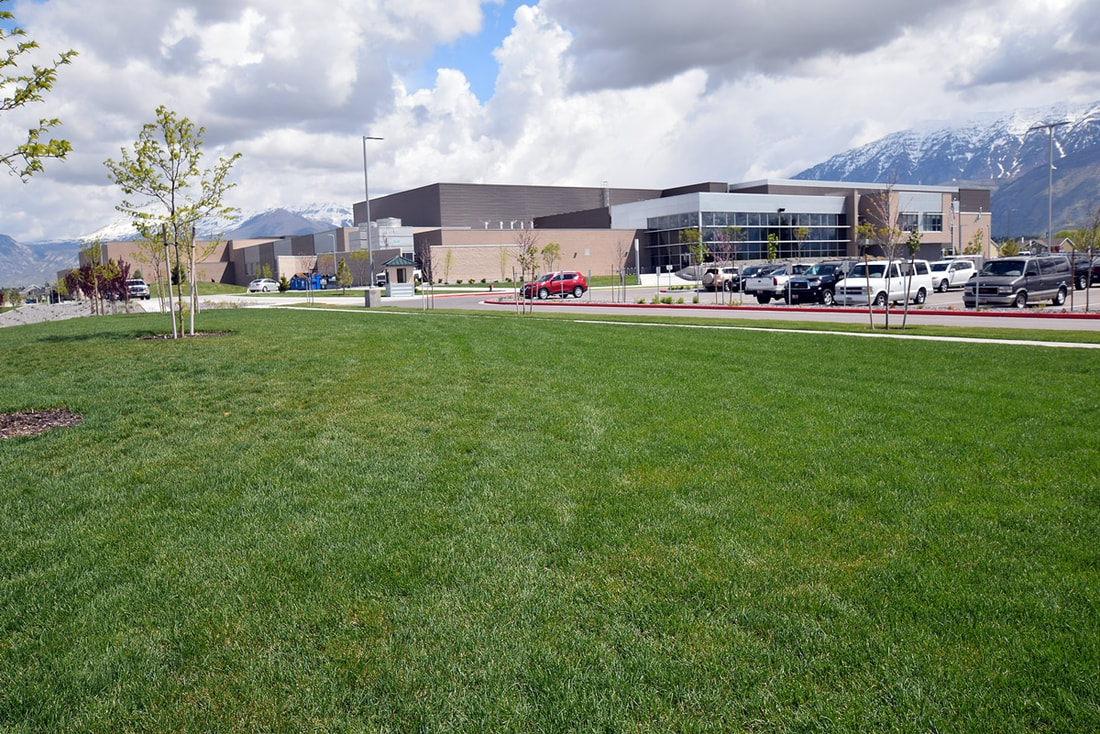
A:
835;259;933;306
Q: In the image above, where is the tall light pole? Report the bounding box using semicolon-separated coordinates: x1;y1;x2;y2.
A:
324;232;337;281
1028;120;1069;253
362;135;383;285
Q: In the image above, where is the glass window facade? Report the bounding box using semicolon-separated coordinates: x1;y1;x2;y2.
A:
922;213;943;232
644;210;849;270
898;213;919;232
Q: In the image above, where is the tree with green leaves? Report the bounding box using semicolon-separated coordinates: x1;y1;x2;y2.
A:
963;229;984;255
681;228;706;282
794;226;811;261
1;0;77;180
859;185;906;329
336;258;352;295
104;106;241;337
900;229;923;328
540;241;561;273
766;232;779;262
998;237;1020;257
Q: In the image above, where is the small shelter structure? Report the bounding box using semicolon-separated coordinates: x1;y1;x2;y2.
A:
383;255;416;297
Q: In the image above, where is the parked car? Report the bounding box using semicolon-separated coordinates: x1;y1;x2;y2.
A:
1066;254;1091;290
963;255;1070;308
930;259;977;292
701;265;739;292
247;278;279;293
835;259;933;306
522;271;588;299
786;261;851;305
126;278;150;300
745;263;811;304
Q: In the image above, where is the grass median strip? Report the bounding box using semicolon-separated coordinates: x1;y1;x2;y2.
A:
1;308;1097;731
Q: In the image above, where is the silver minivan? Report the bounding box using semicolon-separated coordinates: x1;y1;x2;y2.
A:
963;256;1070;308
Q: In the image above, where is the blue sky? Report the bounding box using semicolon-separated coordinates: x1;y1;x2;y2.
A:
421;0;525;102
2;0;1099;242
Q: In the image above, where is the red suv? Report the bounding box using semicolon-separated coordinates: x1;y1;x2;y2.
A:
522;271;588;299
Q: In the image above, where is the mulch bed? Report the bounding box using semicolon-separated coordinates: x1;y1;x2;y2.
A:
0;409;84;439
138;332;231;340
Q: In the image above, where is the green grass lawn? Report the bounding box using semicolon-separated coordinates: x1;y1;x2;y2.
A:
1;308;1098;731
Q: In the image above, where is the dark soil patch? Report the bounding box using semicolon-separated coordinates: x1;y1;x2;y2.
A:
0;409;84;439
138;331;231;340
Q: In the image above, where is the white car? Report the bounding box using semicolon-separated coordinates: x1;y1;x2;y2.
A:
835;259;933;306
930;259;976;292
126;278;150;300
247;278;279;293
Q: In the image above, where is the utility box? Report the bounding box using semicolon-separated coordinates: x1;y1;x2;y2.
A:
364;288;382;308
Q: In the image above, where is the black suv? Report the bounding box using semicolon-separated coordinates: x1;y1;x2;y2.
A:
786;261;850;305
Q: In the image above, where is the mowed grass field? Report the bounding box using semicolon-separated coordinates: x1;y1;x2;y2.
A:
1;307;1098;732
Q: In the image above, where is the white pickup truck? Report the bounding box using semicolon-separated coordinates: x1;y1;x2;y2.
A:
744;263;810;304
835;259;933;306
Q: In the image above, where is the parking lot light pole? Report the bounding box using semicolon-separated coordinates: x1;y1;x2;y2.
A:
362;135;383;285
1027;120;1069;252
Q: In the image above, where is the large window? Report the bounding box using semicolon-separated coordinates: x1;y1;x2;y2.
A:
644;209;849;267
922;213;943;232
898;213;919;232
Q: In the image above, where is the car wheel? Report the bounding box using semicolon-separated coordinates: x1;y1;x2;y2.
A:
820;290;835;306
1053;286;1067;306
914;288;927;305
757;295;771;304
538;287;549;300
573;285;584;298
1075;274;1088;290
1014;291;1028;309
873;292;887;307
937;279;949;293
263;285;272;292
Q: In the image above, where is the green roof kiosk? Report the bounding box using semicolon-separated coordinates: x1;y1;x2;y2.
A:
384;255;416;298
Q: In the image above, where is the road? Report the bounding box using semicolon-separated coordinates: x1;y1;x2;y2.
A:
130;283;1100;334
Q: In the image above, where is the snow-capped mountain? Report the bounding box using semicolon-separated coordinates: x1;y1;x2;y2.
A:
80;202;355;242
795;101;1100;186
1;204;355;288
794;101;1100;238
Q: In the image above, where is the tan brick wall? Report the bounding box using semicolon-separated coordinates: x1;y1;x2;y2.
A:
418;229;641;283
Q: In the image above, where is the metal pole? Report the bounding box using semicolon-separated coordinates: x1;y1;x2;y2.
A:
1027;121;1070;252
362;135;383;288
162;223;177;339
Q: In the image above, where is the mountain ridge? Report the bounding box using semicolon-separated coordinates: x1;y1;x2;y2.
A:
793;100;1100;238
0;204;355;288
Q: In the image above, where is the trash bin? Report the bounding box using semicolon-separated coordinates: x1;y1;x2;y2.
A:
364;288;382;308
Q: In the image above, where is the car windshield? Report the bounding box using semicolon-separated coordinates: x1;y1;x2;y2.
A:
848;263;887;278
931;262;949;272
981;260;1025;277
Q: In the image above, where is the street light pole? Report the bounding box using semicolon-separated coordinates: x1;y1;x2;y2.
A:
362;135;383;286
325;232;337;282
1028;120;1069;252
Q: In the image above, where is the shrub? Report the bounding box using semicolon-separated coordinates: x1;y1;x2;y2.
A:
692;295;699;304
661;296;673;305
676;297;685;304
